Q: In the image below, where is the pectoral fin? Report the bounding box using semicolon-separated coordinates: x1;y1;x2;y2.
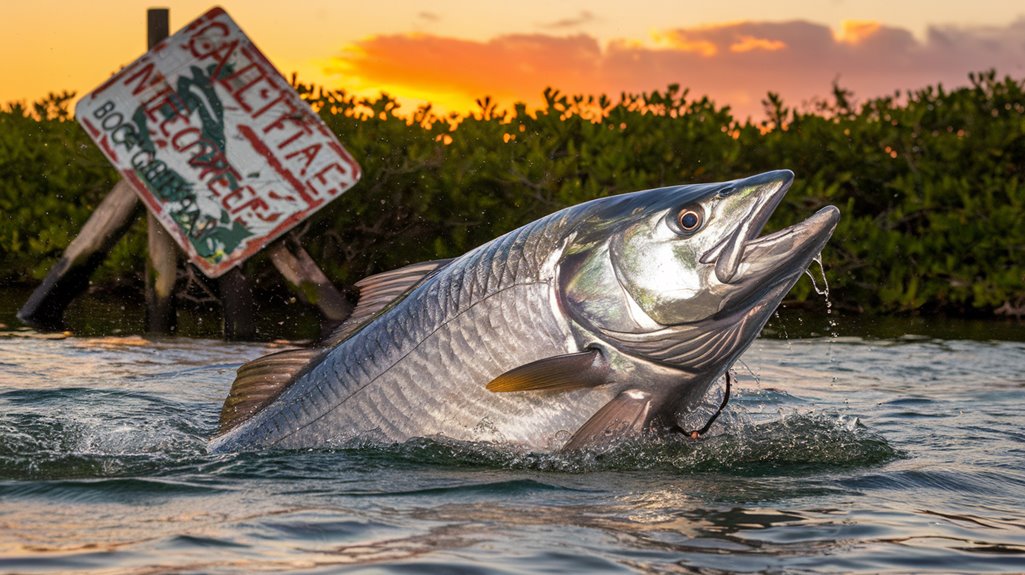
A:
561;389;653;451
485;350;609;393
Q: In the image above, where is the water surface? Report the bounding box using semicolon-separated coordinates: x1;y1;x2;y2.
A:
1;319;1024;573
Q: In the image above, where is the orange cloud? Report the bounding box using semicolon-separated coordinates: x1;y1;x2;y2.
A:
730;35;787;53
835;20;882;45
330;18;1025;119
652;31;718;57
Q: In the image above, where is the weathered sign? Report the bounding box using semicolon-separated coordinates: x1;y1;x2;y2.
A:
76;7;361;277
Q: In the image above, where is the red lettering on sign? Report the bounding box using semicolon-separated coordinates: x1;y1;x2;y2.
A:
231;195;282;223
207;172;241;200
195;154;238;186
77;7;361;278
79;117;101;138
263;103;312;150
187;21;226;55
170;126;202;152
143;85;186;126
187;21;238;80
124;62;163;97
220;60;287;119
307;162;350;200
238;124;316;207
222;184;256;212
159;108;192;140
284;142;322;176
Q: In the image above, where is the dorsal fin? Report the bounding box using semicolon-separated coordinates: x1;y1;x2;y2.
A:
321;259;453;347
217;347;323;434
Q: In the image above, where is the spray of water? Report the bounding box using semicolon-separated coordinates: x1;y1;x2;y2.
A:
803;254;830;303
805;252;839;339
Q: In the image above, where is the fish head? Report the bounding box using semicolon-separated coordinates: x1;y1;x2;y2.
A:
558;170;840;405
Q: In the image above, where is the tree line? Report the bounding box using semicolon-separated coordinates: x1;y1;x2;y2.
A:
1;71;1022;318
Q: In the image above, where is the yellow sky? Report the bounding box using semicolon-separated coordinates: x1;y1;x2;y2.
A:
2;1;1024;118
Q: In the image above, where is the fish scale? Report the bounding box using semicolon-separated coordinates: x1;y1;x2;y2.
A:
212;210;610;450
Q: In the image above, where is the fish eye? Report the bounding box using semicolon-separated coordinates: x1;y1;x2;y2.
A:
673;206;704;234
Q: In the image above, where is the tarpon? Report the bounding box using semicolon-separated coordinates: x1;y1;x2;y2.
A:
210;170;840;452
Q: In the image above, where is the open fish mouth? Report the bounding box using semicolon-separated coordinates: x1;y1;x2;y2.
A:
741;204;842;282
593;172;839;373
700;170;795;285
699;170;840;313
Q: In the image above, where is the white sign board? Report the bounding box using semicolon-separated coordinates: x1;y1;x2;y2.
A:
76;7;361;277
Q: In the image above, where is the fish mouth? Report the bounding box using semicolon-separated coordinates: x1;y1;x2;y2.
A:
588;170;840;378
594;172;839;379
700;171;840;306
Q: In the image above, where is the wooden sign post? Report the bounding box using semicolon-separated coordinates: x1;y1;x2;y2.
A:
145;8;180;334
19;7;362;339
17;181;142;331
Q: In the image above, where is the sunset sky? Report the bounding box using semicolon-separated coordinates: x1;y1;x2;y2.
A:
2;1;1024;119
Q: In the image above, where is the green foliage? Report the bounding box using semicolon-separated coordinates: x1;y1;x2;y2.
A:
3;73;1024;316
0;92;140;286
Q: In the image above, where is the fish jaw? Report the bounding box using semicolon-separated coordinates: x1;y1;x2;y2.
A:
715;203;841;317
571;171;840;429
699;169;794;285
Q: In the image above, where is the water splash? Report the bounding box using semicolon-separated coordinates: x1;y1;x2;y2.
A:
805;253;840;343
346;411;898;474
804;253;831;306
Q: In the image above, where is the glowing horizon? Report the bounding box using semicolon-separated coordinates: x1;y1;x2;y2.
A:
2;2;1024;120
332;17;1025;119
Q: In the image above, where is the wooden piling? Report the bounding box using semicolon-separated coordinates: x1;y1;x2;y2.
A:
147;8;169;46
17;181;141;330
267;235;352;326
144;7;178;334
218;267;256;340
145;213;178;334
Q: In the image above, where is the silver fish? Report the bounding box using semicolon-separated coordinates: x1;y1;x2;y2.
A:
210;170;840;452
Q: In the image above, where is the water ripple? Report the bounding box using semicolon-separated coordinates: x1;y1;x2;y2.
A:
1;334;1024;574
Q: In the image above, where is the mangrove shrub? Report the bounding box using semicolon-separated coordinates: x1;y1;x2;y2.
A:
1;72;1023;317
